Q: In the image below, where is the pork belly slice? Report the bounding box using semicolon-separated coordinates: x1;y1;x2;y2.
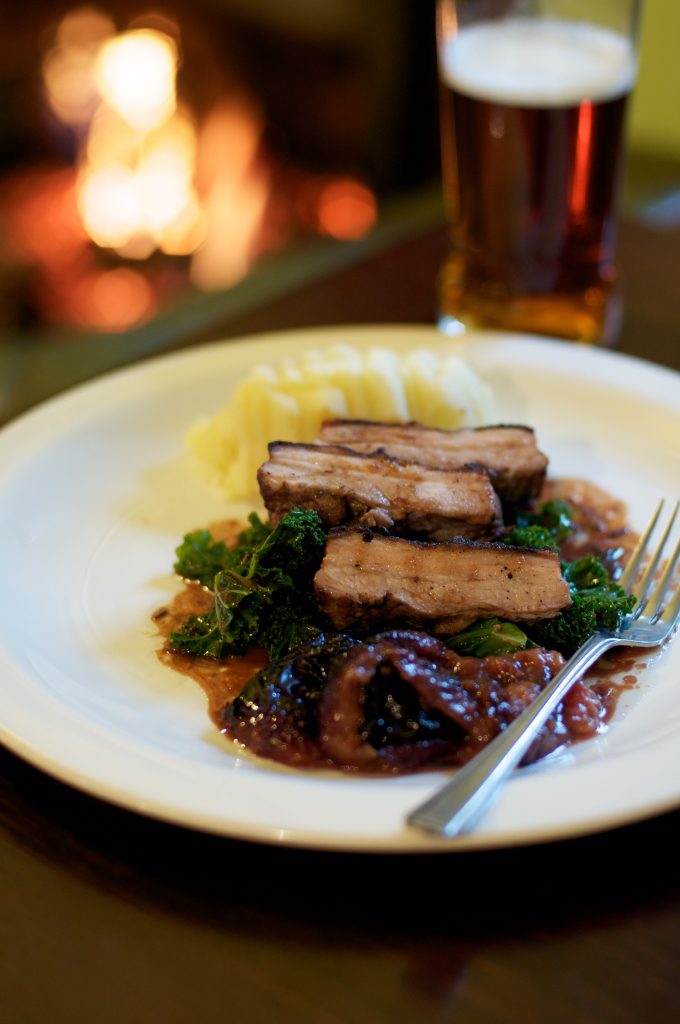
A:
257;441;502;540
318;421;548;507
314;529;571;633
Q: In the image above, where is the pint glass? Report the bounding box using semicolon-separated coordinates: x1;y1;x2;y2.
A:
436;0;641;343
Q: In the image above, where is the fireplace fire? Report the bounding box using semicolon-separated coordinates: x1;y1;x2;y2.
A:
0;2;436;336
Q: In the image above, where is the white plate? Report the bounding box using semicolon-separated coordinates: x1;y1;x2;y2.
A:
0;325;679;852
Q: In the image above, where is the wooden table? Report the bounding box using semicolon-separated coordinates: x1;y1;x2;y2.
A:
1;208;679;1024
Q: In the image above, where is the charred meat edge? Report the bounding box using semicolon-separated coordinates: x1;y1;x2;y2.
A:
257;440;503;540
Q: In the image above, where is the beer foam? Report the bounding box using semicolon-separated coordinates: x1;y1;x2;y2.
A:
440;18;636;107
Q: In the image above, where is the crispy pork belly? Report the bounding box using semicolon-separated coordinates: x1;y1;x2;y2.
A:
318;421;548;507
314;529;571;633
257;441;502;540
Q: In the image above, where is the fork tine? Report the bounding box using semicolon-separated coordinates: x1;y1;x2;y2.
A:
660;587;680;633
648;529;680;624
633;501;679;620
618;499;664;593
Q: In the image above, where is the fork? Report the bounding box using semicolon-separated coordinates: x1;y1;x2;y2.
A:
407;499;680;839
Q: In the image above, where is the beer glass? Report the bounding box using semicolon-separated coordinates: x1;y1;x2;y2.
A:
436;0;642;343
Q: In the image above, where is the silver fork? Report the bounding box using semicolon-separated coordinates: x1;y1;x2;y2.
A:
407;499;680;839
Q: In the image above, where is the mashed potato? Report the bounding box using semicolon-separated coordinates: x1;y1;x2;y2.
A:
187;344;496;499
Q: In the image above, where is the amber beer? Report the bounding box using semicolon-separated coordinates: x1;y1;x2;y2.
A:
437;18;637;342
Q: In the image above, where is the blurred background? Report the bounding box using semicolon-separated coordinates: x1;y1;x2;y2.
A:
0;0;678;416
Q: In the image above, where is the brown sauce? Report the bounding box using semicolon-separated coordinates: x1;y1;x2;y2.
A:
152;481;644;768
152;519;267;721
585;648;643;726
539;477;637;572
152;584;267;721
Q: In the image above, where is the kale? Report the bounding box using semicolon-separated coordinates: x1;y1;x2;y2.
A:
500;499;635;653
516;499;575;541
173;512;277;588
443;617;534;657
504;499;575;551
169;508;327;659
502;524;559;551
562;554;609;591
256;591;326;661
524;553;635;655
247;507;327;588
173;530;232;588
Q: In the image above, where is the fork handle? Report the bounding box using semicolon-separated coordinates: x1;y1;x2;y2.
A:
407;633;616;838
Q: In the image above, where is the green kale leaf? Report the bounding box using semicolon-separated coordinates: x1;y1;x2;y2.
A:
173;512;279;588
515;499;575;542
173;530;232;588
502;524;560;551
525;553;635;655
504;499;576;552
169;508;326;660
444;617;534;657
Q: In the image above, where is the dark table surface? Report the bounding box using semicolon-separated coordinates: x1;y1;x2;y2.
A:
1;205;679;1024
